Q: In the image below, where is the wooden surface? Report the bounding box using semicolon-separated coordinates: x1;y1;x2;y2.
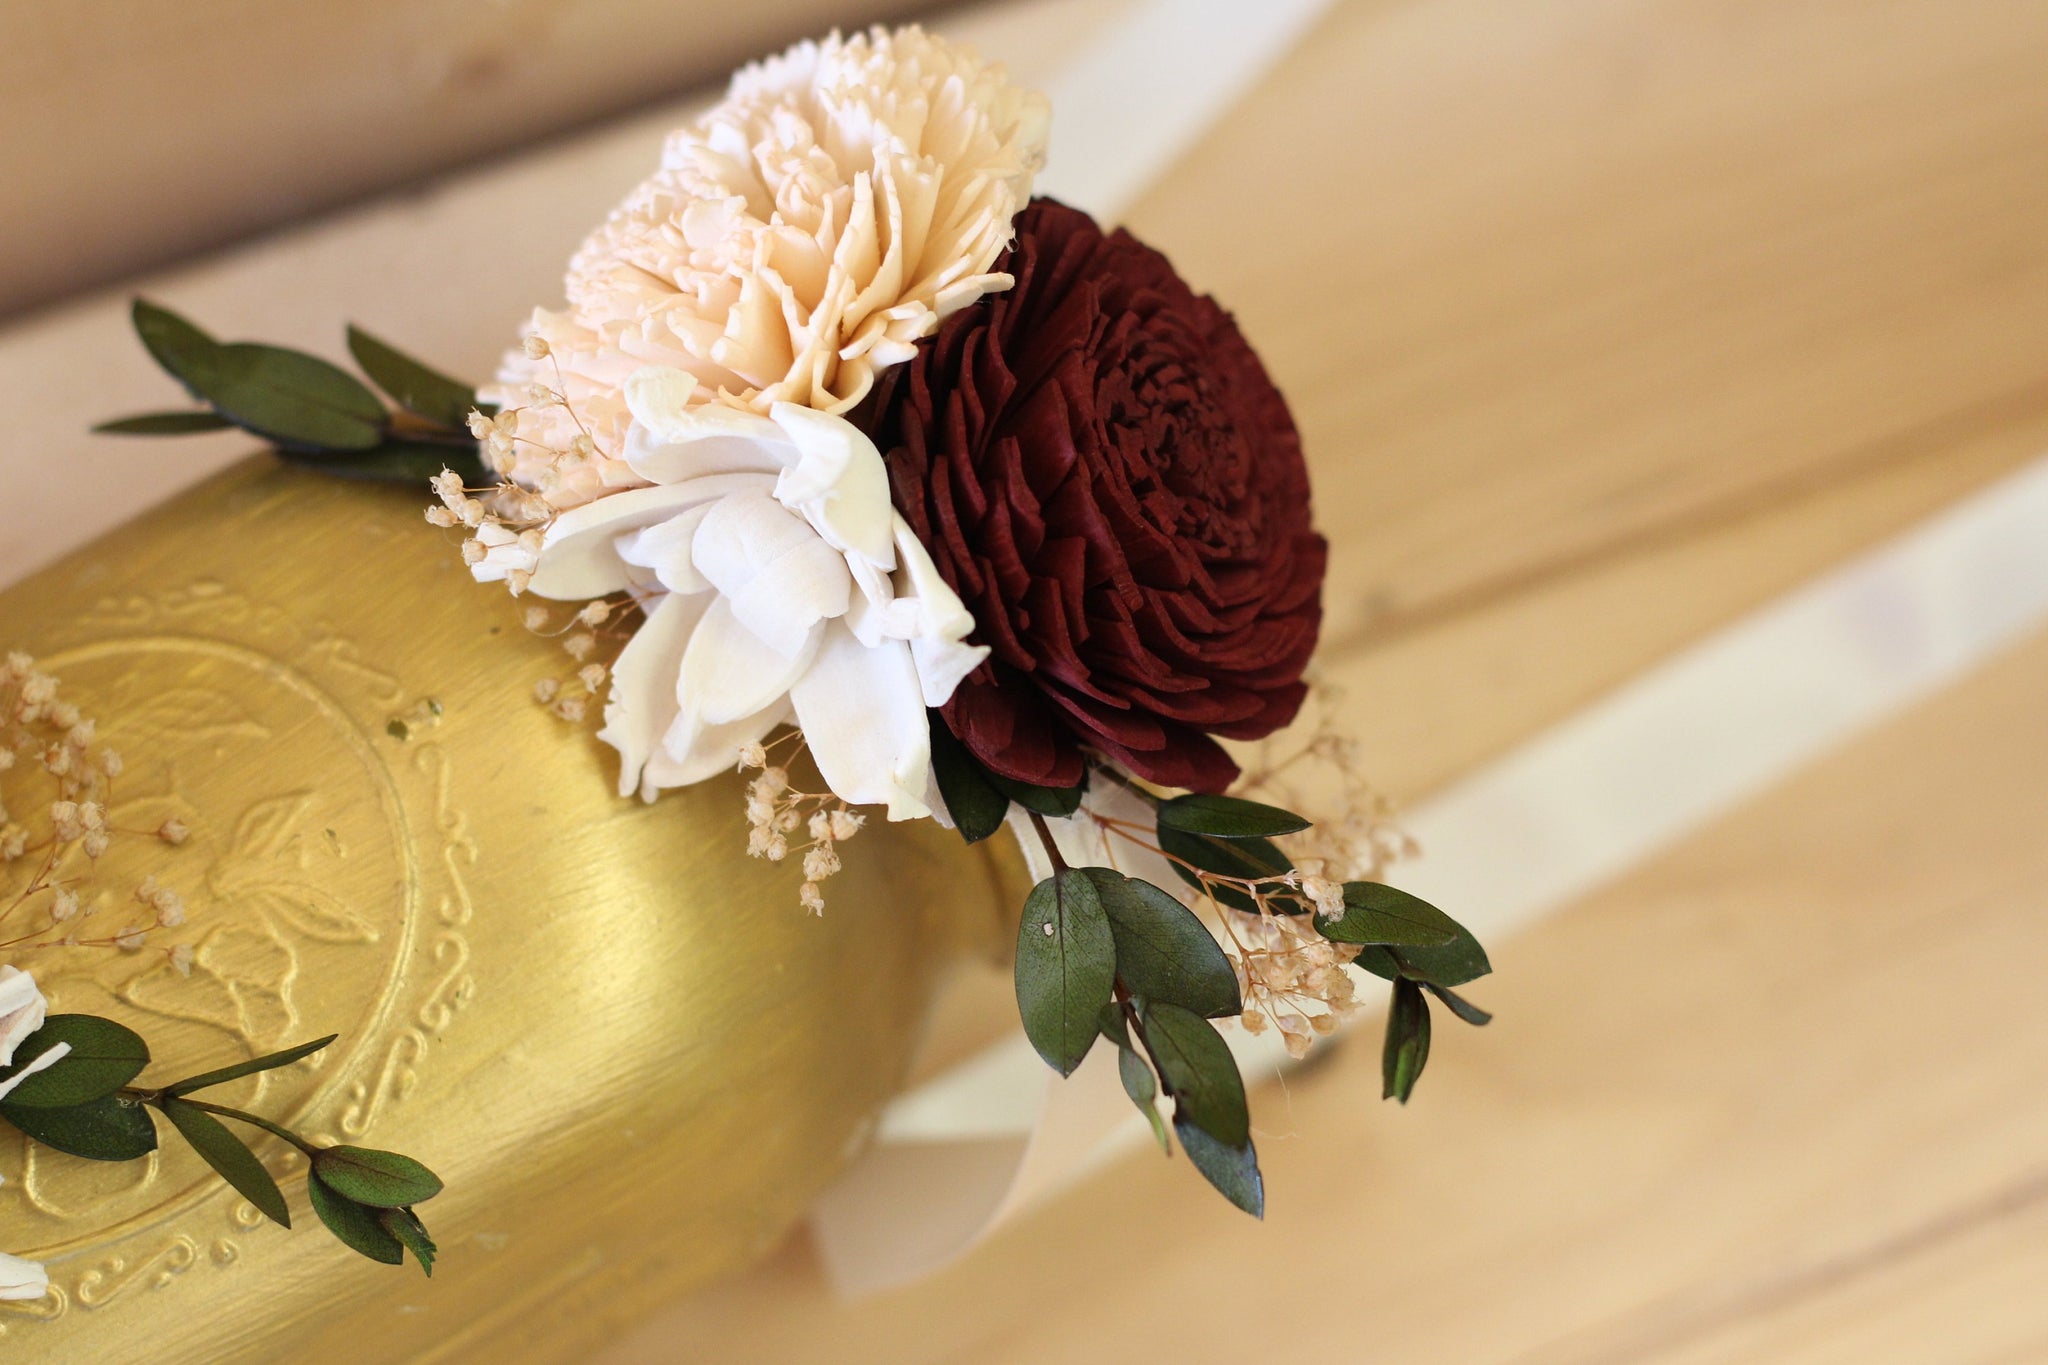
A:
6;0;2048;1359
605;0;2048;1360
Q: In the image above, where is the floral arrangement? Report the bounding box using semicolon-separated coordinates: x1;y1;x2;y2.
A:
81;23;1489;1253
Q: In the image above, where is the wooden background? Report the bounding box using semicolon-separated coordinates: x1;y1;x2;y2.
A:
8;0;2048;1360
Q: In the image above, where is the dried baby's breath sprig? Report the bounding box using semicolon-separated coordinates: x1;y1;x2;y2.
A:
737;732;866;914
0;652;193;965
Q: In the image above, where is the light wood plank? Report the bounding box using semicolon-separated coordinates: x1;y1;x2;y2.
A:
604;603;2048;1365
1125;0;2048;659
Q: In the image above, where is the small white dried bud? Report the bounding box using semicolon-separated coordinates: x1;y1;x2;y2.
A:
533;678;560;704
577;601;610;627
99;750;123;778
552;695;587;723
737;741;768;770
170;943;195;977
82;830;110;860
432;468;466;503
562;632;596;662
577;664;606;692
522;334;551;360
49;889;80;923
569;434;598;461
460;539;487;566
828;809;864;841
425;505;458;528
154;890;187;928
808;810;833;841
802;845;841;881
799;882;825;915
466;410;494;439
157;817;190;846
115;927;147;952
507;568;533;596
523;607;551;632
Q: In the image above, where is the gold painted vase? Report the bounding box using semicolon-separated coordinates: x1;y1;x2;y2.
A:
0;459;1020;1361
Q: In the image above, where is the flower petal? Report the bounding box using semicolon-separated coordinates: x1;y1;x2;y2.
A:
788;621;933;820
0;1250;49;1302
654;698;790;789
691;491;854;657
615;504;715;595
0;966;49;1069
529;473;775;600
679;597;821;727
622;368;796;483
769;402;897;567
596;590;708;799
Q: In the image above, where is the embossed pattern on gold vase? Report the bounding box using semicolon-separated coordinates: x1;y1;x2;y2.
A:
0;459;1020;1361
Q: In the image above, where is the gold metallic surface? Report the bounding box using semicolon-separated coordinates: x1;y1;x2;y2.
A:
0;459;1025;1361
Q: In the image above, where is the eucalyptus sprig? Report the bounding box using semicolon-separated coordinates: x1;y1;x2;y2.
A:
0;1015;443;1275
930;713;1492;1216
95;299;490;488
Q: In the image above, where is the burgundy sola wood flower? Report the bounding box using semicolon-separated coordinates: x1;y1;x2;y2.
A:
874;198;1326;793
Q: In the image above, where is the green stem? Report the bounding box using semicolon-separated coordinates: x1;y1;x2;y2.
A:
146;1093;320;1158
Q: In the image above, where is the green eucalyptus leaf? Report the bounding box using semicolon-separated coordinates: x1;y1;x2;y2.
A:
308;1175;405;1265
1;1092;157;1161
1316;882;1462;948
166;1034;337;1097
198;343;388;451
1139;1002;1249;1148
1156;793;1310;839
928;715;1010;843
281;441;485;486
159;1099;291;1228
1343;924;1491;990
378;1207;438;1277
989;771;1087;818
93;410;234;435
1117;1041;1172;1155
130;303;388;452
1382;979;1433;1103
1014;870;1116;1076
1174;1119;1263;1218
1097;1003;1171;1152
1155;823;1306;914
1349;945;1401;981
347;326;479;432
0;1014;150;1108
1082;869;1240;1018
310;1146;445;1208
132;298;222;383
1424;982;1494;1026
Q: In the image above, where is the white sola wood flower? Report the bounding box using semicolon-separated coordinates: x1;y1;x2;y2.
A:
0;967;59;1302
475;366;987;818
486;24;1050;509
0;964;69;1103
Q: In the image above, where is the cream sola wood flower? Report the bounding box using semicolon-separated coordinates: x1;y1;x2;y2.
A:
485;25;1051;508
471;367;987;818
